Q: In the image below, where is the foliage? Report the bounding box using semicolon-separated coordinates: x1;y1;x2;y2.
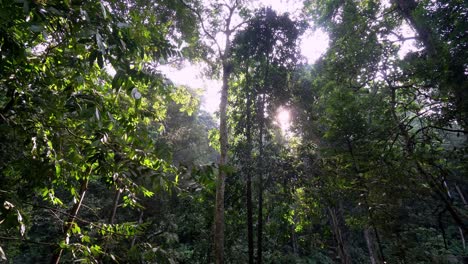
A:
0;0;199;262
1;0;467;263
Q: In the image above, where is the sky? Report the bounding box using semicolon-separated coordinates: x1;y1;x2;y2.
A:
160;0;329;114
160;0;418;116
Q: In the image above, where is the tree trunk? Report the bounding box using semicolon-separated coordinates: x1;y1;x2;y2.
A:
328;207;352;264
364;228;376;264
109;189;121;225
364;227;384;264
455;184;467;250
131;210;144;248
245;75;254;264
215;29;232;262
256;92;265;264
291;219;298;255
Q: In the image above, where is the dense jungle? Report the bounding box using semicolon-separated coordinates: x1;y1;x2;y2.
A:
0;0;467;263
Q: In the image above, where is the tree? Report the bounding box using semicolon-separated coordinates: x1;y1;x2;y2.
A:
179;1;250;262
0;0;197;262
296;0;468;262
230;7;303;263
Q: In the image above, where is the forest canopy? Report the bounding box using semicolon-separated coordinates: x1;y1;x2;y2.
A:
0;0;467;263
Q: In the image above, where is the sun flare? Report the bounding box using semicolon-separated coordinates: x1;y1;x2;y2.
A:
277;107;291;133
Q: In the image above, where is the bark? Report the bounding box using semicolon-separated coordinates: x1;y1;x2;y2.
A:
392;0;436;55
370;214;386;263
456;184;467;206
455;185;467;250
364;227;383;264
256;23;274;262
256;93;265;264
50;177;89;264
109;189;121;225
291;219;298;255
245;75;254;264
215;59;229;264
328;207;352;264
364;228;376;264
214;4;237;263
179;1;248;262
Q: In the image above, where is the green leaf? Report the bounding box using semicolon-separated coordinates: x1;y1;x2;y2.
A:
81;235;91;243
55;163;61;178
71;223;81;234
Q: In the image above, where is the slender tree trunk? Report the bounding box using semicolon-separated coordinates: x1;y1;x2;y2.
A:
256;92;265;264
109;189;121;225
456;185;467;206
291;218;298;255
364;228;376;264
373;226;385;263
364;227;383;264
100;188;122;261
50;177;89;264
456;184;467;249
245;77;254;264
346;137;384;264
131;210;144;248
256;23;274;262
328;207;352;264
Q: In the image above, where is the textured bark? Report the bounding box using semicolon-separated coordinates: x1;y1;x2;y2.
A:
364;227;384;264
215;58;230;264
456;185;467;206
214;3;239;262
455;185;467;249
291;221;298;255
328;207;352;264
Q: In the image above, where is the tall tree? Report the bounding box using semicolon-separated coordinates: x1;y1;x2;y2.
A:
298;0;468;262
179;0;249;262
231;7;302;263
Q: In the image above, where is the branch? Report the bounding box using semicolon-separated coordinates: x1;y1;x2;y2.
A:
178;0;223;57
411;125;467;139
231;19;250;32
24;201;147;238
0;236;54;246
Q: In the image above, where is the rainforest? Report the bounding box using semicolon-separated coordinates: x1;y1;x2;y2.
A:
0;0;467;263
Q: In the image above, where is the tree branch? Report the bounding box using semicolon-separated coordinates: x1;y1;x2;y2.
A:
0;236;54;246
178;0;223;57
411;125;467;140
